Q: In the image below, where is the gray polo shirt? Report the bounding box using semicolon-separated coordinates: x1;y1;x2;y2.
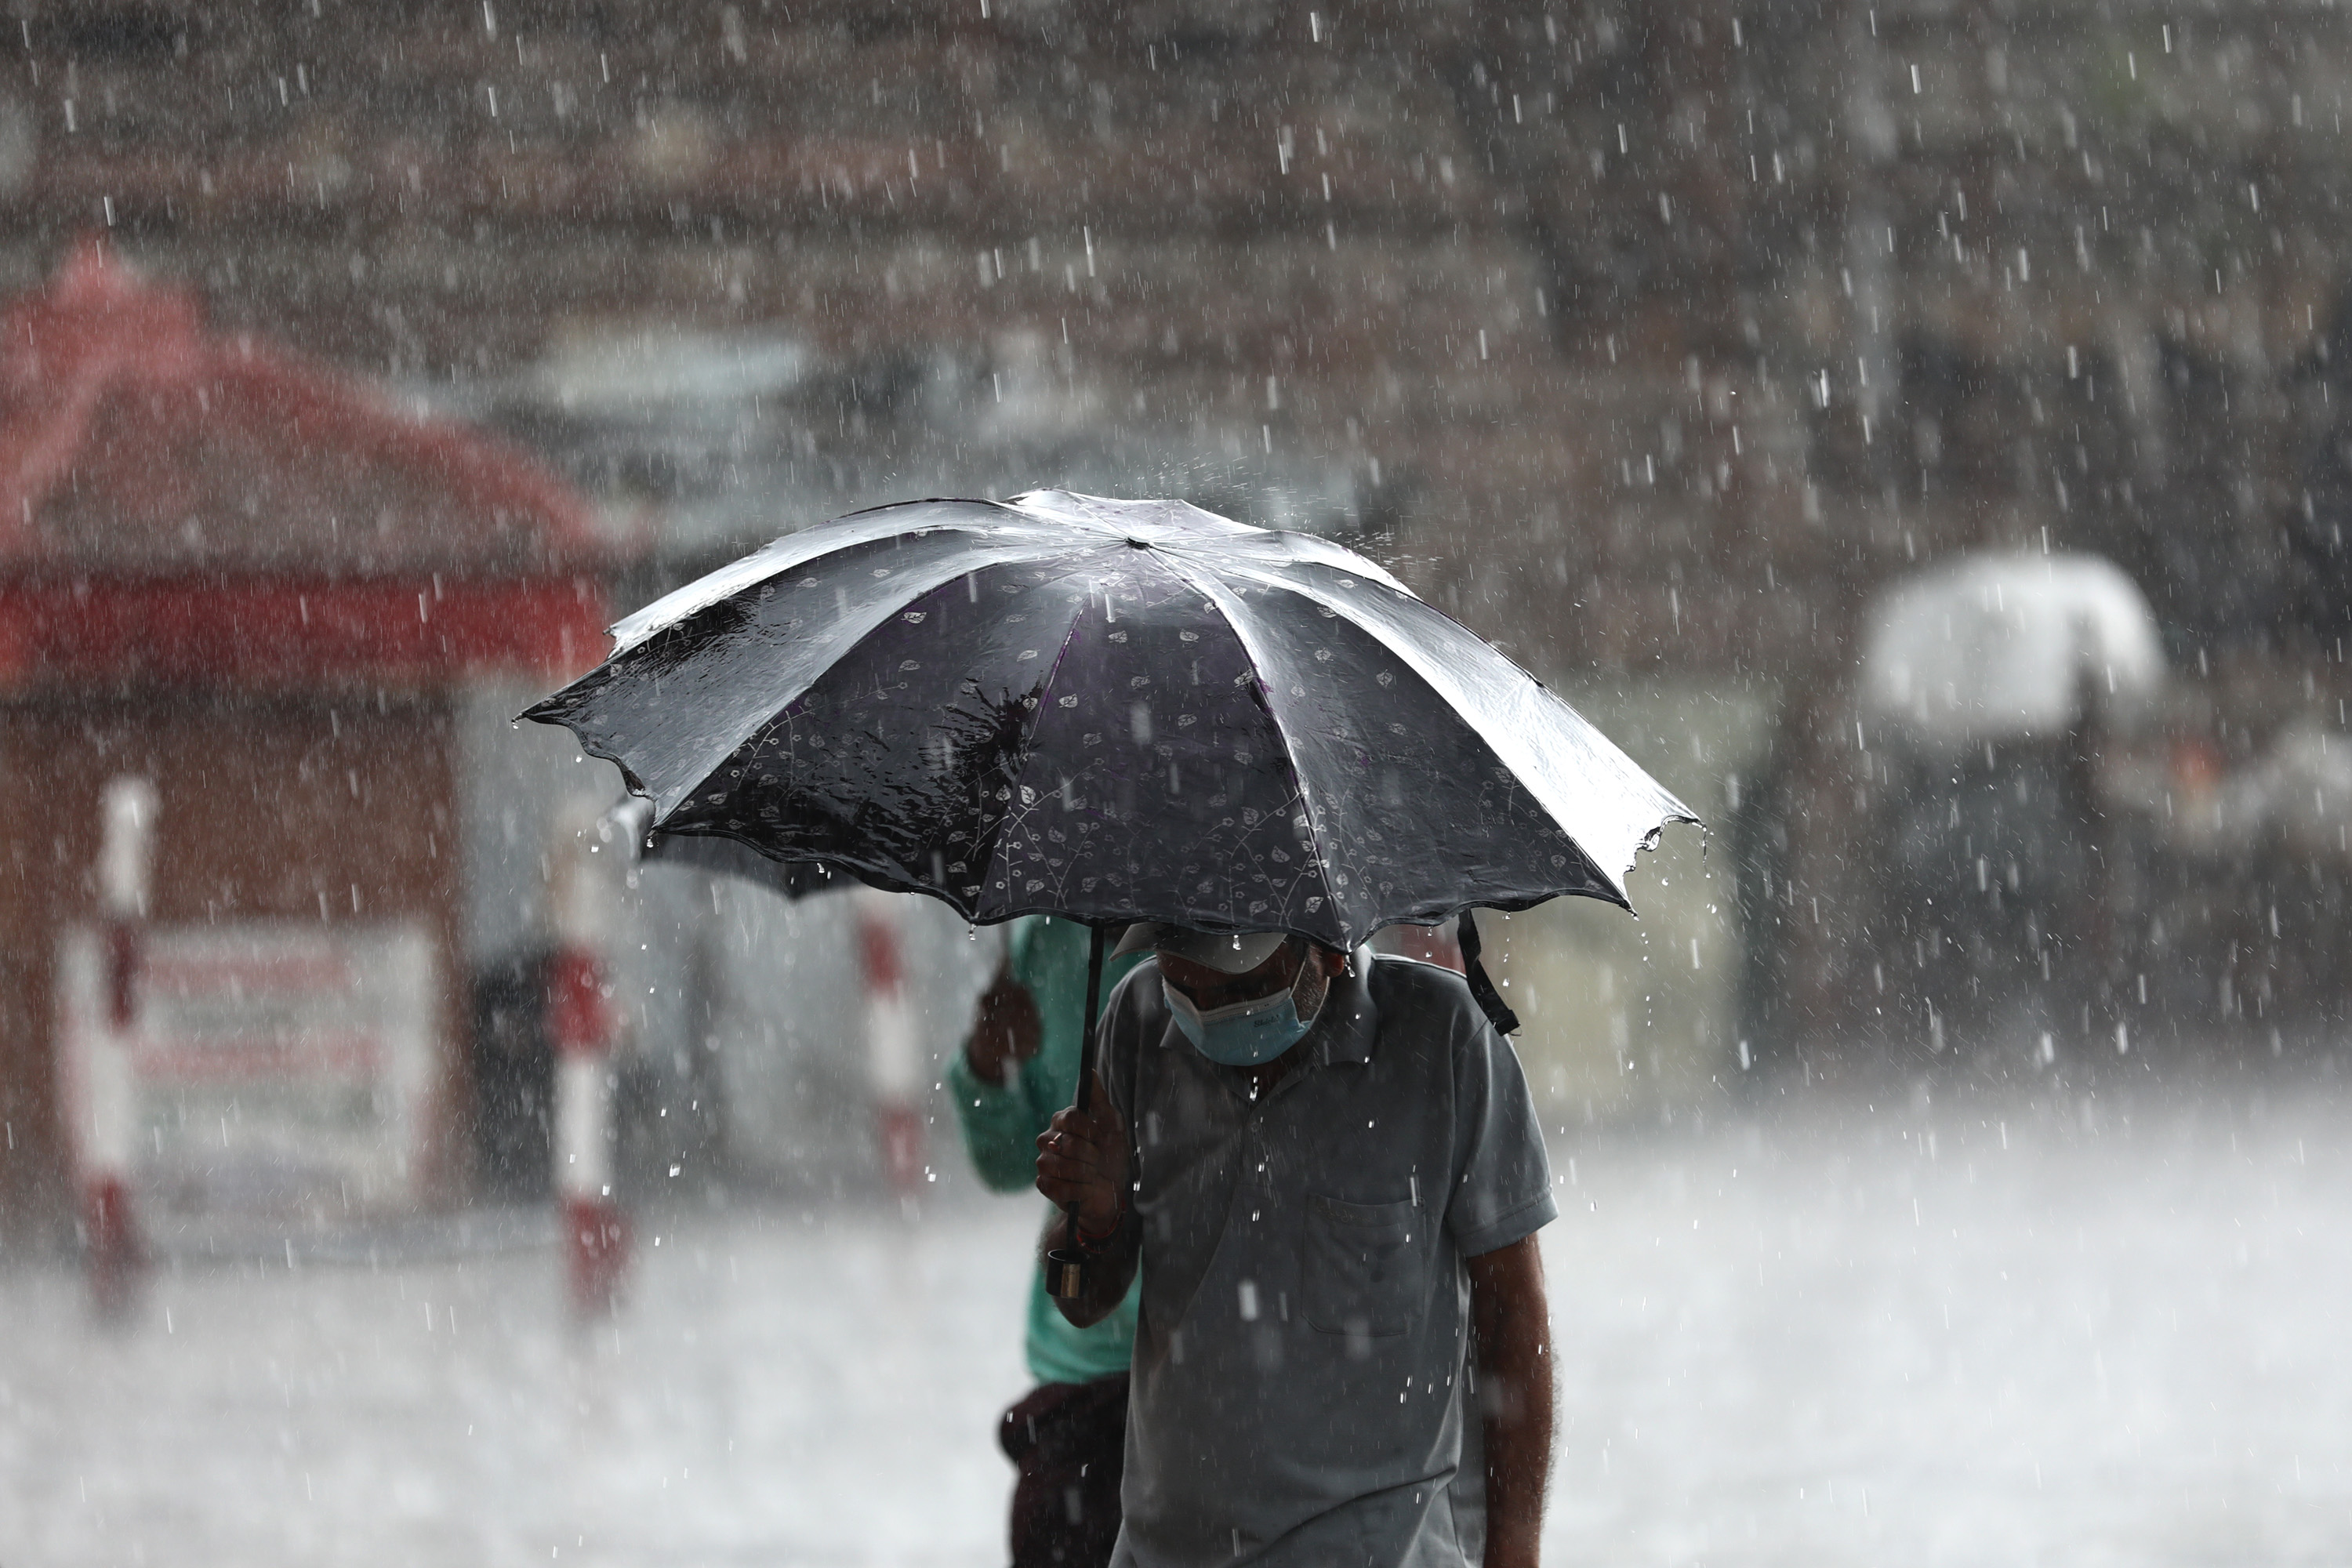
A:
1099;951;1558;1568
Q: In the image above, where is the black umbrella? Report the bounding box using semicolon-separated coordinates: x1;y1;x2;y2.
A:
528;490;1690;942
525;490;1693;1290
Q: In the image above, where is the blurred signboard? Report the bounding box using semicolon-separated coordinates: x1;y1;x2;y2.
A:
1483;677;1774;1119
56;921;439;1221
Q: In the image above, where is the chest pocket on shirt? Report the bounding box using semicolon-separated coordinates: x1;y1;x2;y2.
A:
1303;1195;1425;1338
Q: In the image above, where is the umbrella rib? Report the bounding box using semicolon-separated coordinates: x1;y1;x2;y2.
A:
606;499;1025;655
1197;554;1693;904
969;548;1120;918
627;529;1076;824
1145;550;1344;937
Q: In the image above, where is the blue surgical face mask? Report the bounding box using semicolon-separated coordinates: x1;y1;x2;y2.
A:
1163;974;1315;1066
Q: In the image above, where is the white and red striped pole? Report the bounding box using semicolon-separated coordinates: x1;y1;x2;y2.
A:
852;887;926;1202
85;776;156;1318
549;807;629;1315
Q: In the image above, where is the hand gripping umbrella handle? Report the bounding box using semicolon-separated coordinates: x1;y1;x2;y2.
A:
1048;924;1109;1301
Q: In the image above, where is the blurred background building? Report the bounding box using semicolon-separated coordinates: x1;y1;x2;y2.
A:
0;0;2347;1245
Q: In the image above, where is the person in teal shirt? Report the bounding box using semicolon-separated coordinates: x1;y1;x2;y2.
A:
948;915;1145;1568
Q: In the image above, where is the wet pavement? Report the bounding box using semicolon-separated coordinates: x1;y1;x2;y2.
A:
1544;1072;2352;1566
4;1071;2347;1566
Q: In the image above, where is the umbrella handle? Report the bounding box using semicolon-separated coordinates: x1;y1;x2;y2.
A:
1048;923;1109;1301
1073;923;1105;1112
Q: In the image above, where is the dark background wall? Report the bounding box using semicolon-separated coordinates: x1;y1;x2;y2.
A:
3;0;2347;1080
7;1;2342;660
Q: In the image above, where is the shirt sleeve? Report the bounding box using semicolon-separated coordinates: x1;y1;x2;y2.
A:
1096;960;1156;1130
944;916;1054;1195
1444;1008;1559;1258
943;1047;1047;1193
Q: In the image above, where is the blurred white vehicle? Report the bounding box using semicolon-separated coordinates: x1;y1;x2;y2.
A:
1861;552;2167;750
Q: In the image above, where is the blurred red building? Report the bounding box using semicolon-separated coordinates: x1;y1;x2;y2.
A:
0;242;609;1242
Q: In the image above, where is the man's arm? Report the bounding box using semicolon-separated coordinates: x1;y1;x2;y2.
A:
965;960;1045;1085
1033;1070;1137;1327
943;960;1050;1192
1467;1234;1554;1568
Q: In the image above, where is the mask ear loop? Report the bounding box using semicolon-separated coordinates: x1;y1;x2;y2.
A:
1456;909;1520;1036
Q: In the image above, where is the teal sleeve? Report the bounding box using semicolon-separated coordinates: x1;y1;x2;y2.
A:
1025;1261;1142;1385
946;1035;1053;1194
949;917;1150;1386
945;917;1146;1200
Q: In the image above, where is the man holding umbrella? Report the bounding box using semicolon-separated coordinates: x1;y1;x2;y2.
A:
1036;924;1557;1568
523;488;1692;1568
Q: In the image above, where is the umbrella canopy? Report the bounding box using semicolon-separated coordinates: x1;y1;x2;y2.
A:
524;490;1693;949
604;797;843;900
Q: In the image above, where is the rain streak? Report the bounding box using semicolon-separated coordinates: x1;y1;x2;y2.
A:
0;5;2347;1566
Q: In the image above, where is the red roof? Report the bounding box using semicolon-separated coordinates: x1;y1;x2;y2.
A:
0;240;603;577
